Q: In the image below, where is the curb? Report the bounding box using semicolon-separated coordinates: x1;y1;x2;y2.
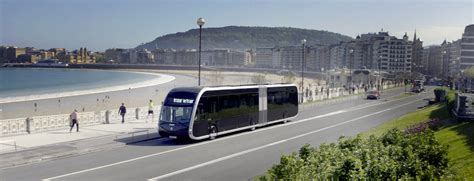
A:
125;136;163;145
0;141;125;170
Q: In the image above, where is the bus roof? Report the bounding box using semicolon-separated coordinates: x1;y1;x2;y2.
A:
168;87;204;94
168;84;296;94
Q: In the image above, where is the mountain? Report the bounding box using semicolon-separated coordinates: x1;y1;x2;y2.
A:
136;26;353;50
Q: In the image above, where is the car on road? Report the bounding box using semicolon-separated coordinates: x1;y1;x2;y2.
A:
366;90;380;99
412;86;422;93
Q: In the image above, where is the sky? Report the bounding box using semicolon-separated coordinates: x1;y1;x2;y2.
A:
0;0;473;51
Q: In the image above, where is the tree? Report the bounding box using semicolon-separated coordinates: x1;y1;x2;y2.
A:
463;66;474;79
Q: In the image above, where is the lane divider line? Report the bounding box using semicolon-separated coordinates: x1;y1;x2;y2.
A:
148;97;426;180
42;90;429;181
41;110;346;181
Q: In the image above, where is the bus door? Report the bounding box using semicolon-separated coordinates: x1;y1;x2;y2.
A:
258;86;268;124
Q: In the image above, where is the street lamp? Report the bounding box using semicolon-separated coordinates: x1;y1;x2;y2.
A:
197;17;205;86
378;55;382;92
460;69;464;92
442;50;447;79
349;48;354;93
301;39;306;103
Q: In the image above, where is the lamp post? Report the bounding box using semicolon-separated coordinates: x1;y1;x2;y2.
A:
349;49;354;92
378;55;382;92
442;50;447;80
461;70;465;92
301;39;306;103
197;17;205;86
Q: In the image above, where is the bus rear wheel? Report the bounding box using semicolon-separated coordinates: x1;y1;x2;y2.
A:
209;125;217;140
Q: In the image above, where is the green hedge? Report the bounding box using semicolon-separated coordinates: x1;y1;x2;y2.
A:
262;129;450;180
445;89;456;113
434;88;447;102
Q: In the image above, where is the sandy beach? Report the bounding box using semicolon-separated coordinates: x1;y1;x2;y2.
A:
0;69;293;120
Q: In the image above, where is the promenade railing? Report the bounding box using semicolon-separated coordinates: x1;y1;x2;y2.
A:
0;106;161;137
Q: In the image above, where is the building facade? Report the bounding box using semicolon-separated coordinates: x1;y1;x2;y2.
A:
104;48;131;63
441;39;461;78
424;46;443;77
136;48;154;64
0;46;26;63
254;30;412;74
412;31;424;74
67;47;95;64
146;48;248;67
460;24;474;69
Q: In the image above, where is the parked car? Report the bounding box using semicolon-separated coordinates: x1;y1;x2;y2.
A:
366;90;380;99
412;86;422;93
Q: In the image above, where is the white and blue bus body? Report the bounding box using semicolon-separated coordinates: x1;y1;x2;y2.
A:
158;84;298;140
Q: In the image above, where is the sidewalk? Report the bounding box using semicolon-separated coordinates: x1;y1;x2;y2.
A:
0;119;159;169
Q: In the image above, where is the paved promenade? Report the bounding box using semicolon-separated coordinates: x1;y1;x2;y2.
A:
1;119;157;150
0;118;159;169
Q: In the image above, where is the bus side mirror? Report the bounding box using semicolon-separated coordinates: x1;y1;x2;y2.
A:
161;101;164;105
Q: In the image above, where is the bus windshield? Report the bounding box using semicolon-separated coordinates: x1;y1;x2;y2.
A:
160;106;193;123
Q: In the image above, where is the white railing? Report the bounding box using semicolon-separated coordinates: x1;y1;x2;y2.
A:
302;82;399;103
0;106;161;137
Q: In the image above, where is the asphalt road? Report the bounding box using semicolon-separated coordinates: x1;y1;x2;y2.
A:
0;86;435;181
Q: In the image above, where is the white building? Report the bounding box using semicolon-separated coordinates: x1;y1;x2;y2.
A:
255;47;277;68
460;24;474;69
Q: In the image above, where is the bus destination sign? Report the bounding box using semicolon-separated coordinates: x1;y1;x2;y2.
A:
173;98;194;104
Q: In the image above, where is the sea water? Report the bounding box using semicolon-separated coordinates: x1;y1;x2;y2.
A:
0;68;157;100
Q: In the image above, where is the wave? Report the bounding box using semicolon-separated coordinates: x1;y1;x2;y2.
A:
0;71;175;104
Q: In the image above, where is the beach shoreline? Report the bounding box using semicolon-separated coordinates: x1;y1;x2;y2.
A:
0;69;175;104
0;68;291;119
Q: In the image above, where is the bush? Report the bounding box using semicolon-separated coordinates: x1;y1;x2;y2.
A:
404;119;442;134
434;88;447;102
446;90;456;113
263;129;450;180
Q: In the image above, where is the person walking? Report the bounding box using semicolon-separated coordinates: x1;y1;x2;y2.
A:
147;99;154;122
69;109;79;132
118;103;126;124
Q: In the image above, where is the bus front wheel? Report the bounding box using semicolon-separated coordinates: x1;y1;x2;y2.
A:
209;125;218;140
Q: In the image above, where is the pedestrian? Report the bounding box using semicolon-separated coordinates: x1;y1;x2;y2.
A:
69;109;79;132
118;103;126;124
147;99;154;122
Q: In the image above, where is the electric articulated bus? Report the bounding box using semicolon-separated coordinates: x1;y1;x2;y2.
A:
158;84;298;140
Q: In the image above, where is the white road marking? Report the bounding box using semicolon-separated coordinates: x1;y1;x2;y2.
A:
148;97;424;180
41;110;344;181
42;89;427;181
148;139;289;181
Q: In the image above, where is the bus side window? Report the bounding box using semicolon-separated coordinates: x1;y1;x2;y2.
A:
198;97;205;113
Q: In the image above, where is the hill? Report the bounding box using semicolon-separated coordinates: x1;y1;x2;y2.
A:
136;26;353;50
